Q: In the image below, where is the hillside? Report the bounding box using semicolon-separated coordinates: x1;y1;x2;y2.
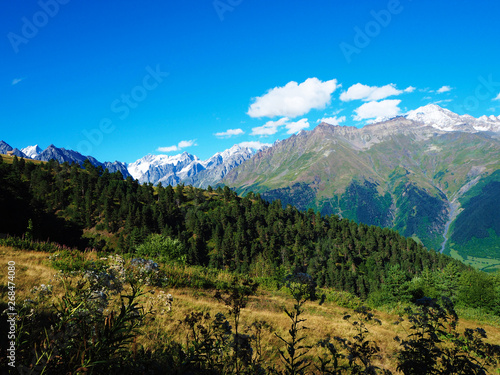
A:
222;112;500;269
0;154;474;299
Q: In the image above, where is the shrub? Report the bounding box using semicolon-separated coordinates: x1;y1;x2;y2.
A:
135;234;186;264
395;297;500;374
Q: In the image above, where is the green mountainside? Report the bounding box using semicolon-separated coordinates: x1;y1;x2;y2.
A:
223;119;500;269
0;154;472;299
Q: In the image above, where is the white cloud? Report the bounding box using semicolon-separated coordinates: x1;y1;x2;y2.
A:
251;117;289;136
340;83;404;102
12;78;25;85
178;140;196;148
157;139;197;153
318;116;346;125
286;118;310;134
238;141;272;150
247;78;338;118
404;86;416;93
493;93;500;101
157;145;179;152
214;128;244;138
353;100;402;122
437;85;452;93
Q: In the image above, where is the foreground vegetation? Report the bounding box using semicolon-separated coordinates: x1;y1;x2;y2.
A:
1;245;500;374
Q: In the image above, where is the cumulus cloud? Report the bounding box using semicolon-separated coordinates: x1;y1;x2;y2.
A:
437;85;452;93
251;117;289;136
157;139;197;153
340;83;405;102
318;116;346;125
247;78;338;118
214;128;244;138
493;93;500;101
178;140;196;148
353;100;402;122
238;141;272;150
404;86;416;93
286;118;310;134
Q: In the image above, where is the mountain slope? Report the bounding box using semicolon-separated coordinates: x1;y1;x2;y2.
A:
34;144;131;177
0;141;27;158
223;106;500;262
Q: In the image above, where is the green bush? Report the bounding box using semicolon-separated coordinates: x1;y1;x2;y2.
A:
395;297;500;374
0;236;67;253
321;289;363;309
135;234;186;264
49;249;106;273
457;270;499;313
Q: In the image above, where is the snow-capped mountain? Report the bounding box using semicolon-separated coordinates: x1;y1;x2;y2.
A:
184;144;255;188
21;145;42;158
406;104;500;132
128;152;203;186
2;139;253;186
128;144;255;187
201;144;254;169
4;104;498;189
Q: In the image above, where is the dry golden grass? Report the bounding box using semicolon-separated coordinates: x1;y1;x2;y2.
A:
0;246;59;301
0;246;102;303
0;154;45;165
2;245;500;373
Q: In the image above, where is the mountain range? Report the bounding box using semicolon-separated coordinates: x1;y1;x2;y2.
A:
222;104;500;269
2;104;500;270
0;141;131;178
1;141;256;188
128;144;255;187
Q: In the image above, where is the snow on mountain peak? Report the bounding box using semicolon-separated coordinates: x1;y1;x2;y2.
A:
405;104;500;133
406;104;462;131
220;144;253;159
127;152;199;181
127;145;255;186
21;145;42;159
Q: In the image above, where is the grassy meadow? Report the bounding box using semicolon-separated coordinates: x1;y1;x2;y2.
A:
2;245;500;374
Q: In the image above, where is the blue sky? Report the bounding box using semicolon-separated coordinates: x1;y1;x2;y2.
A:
2;0;500;163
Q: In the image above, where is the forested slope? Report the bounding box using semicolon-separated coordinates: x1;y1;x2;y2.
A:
0;155;472;302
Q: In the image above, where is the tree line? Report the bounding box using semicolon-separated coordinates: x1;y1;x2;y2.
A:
1;155;498;313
